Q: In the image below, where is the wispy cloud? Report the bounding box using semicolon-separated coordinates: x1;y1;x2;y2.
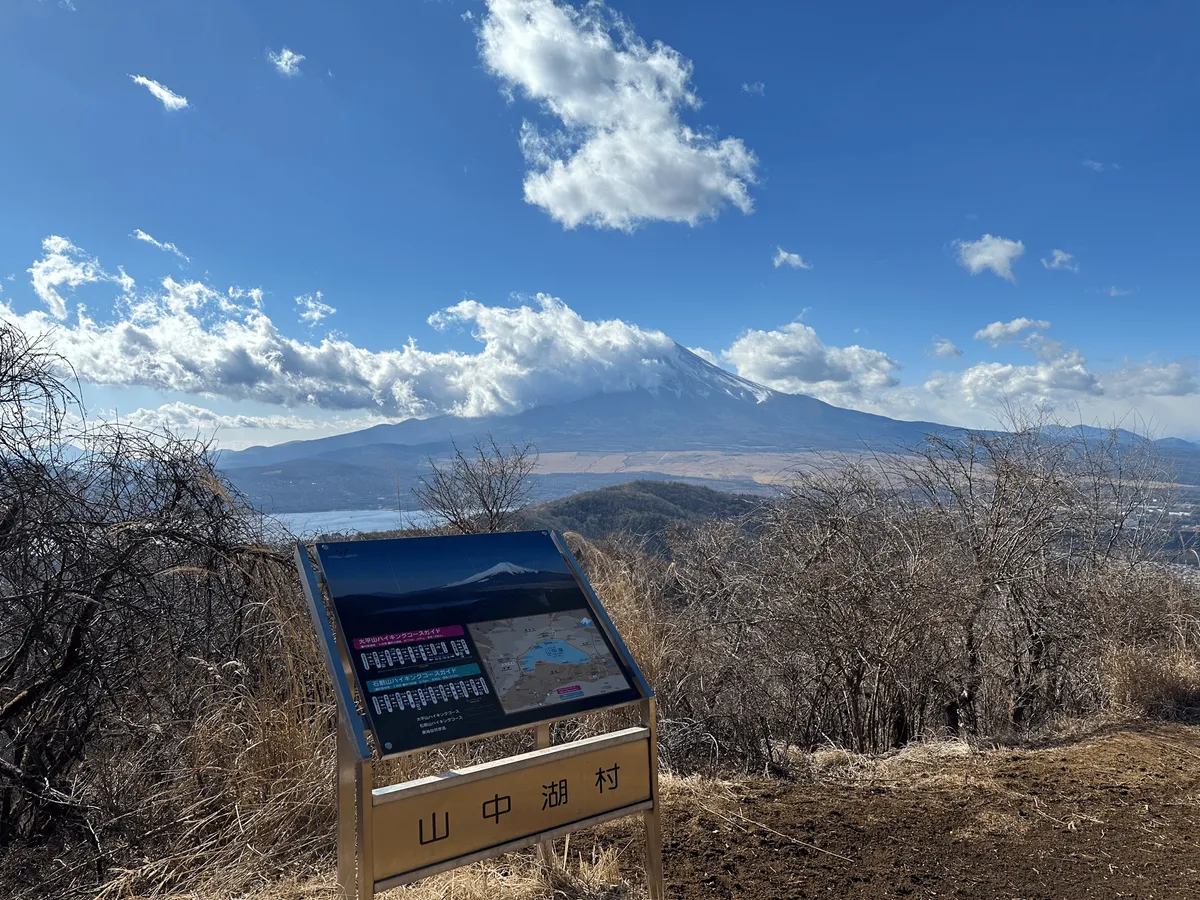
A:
295;291;335;327
26;235;132;319
1040;248;1078;272
461;9;475;20
741;81;765;95
132;229;189;264
479;0;757;231
1083;158;1119;173
773;247;812;270
954;233;1025;282
268;47;305;77
129;74;188;111
926;337;962;359
974;317;1051;347
1107;286;1131;297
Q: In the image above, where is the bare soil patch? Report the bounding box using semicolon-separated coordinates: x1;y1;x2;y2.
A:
646;721;1200;899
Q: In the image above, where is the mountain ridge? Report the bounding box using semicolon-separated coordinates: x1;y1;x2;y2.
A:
218;345;1200;512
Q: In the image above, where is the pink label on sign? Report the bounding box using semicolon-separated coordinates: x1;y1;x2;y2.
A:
353;625;465;650
557;684;583;696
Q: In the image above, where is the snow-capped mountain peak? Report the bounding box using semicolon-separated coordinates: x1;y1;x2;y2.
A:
445;561;538;588
655;344;774;404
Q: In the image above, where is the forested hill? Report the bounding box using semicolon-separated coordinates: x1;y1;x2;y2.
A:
516;480;761;541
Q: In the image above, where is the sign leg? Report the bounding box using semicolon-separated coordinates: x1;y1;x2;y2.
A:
534;723;558;869
357;753;375;900
642;698;665;900
337;717;357;900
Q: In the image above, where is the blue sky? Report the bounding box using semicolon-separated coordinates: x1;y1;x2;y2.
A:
2;0;1198;444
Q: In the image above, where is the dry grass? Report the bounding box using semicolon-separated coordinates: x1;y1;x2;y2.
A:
104;774;726;900
1102;646;1200;720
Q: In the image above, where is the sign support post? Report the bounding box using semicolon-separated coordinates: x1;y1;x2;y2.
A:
641;696;665;900
297;532;666;899
534;722;557;869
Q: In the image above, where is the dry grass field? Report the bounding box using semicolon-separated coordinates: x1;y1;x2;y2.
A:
108;718;1200;900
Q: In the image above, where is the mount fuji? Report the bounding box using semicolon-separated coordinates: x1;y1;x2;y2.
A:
218;345;949;513
217;345;1200;515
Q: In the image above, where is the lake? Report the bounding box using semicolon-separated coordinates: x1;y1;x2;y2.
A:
269;508;435;537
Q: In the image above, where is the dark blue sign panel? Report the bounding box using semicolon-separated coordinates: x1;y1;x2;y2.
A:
316;531;643;755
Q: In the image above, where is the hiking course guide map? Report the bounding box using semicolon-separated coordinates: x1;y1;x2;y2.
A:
468;610;630;713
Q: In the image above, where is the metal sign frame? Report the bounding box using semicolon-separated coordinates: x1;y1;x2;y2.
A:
295;536;665;899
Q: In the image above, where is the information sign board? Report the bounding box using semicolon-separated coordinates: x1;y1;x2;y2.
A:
315;531;645;756
296;532;664;900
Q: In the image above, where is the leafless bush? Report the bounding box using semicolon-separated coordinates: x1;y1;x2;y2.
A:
413;436;537;534
0;324;336;897
605;414;1200;772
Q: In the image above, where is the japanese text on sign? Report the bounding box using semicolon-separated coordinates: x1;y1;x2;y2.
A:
370;732;651;882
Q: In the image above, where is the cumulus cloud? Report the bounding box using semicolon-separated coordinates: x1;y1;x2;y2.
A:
772;247;812;270
129;75;188;111
954;234;1025;281
7;233;1199;440
741;81;765;95
27;236;132;319
478;0;757;230
722;321;900;404
4;237;679;419
296;291;335;328
926;337;962;359
268;47;305;76
688;346;719;365
133;228;189;263
973;317;1051;347
1041;249;1078;272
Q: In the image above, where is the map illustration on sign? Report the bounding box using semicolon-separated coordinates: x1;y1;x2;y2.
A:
469;610;631;714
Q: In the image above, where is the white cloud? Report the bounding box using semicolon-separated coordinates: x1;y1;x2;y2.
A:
1040;249;1078;272
462;9;475;20
268;47;305;77
722;321;900;404
7;233;1200;440
954;234;1025;281
129;75;188;111
112;401;325;434
1107;286;1131;297
1083;159;1119;173
772;247;812;270
741;81;765;95
4;237;679;419
926;337;962;359
688;346;719;365
973;317;1051;347
27;235;131;319
478;0;757;230
296;291;335;327
132;228;190;264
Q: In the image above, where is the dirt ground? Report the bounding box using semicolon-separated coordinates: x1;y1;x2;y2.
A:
637;720;1200;899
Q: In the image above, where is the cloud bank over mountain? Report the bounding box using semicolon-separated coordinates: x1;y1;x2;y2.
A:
2;233;1198;445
